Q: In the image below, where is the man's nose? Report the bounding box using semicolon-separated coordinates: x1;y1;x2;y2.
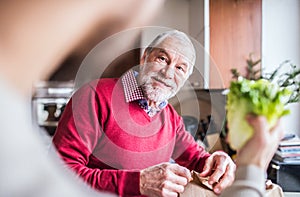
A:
162;65;175;79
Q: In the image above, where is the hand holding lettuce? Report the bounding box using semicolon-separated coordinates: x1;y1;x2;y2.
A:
226;59;299;150
226;77;291;150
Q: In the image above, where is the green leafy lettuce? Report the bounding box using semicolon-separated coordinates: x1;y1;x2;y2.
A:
226;77;291;150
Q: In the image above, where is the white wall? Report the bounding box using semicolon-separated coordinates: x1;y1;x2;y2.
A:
262;0;300;135
140;0;190;60
141;0;206;88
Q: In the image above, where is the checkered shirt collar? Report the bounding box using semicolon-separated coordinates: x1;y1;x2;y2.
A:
121;70;168;108
121;70;146;103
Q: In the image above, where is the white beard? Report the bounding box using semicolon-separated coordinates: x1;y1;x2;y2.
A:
139;71;178;103
142;84;172;102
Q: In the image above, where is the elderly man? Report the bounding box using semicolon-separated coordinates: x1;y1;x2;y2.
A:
53;30;236;196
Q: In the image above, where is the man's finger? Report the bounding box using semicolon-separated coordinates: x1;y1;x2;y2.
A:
199;156;214;177
169;164;192;183
162;180;185;194
212;165;235;194
208;163;227;185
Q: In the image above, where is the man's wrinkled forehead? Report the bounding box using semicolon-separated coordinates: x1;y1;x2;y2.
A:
153;36;195;65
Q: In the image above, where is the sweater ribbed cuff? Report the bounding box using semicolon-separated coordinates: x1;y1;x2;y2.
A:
117;170;141;196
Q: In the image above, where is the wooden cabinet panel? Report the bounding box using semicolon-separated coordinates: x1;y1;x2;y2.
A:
209;0;262;88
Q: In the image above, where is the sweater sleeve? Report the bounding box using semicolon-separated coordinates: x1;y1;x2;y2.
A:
52;82;141;196
172;115;210;172
220;165;265;197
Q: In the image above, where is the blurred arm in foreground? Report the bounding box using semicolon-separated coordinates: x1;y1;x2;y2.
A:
221;115;283;197
0;1;163;196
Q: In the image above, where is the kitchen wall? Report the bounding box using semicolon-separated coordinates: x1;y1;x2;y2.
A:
262;0;300;136
142;0;206;88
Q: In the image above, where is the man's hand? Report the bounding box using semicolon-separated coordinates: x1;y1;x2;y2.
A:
140;162;192;197
199;151;236;194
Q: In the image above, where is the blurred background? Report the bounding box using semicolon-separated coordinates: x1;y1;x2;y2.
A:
30;0;300;193
33;0;299;139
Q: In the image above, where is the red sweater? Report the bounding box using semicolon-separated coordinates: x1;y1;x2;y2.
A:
53;78;210;196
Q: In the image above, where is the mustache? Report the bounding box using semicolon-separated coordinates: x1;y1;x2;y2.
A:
152;76;177;89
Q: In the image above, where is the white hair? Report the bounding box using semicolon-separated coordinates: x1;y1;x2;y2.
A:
145;30;196;75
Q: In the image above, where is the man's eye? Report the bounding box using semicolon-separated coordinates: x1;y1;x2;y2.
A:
176;66;185;73
158;56;167;62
